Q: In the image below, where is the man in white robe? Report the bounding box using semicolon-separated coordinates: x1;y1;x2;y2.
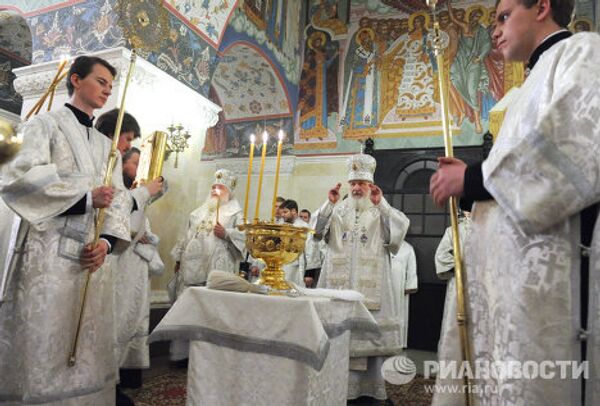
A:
169;168;245;360
315;153;410;401
280;199;309;286
430;0;600;403
433;213;471;406
0;56;131;405
390;240;418;349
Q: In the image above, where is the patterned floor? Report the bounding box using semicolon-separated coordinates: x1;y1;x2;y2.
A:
125;368;434;405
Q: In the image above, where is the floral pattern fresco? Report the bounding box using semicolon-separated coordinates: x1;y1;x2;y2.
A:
211;43;291;122
165;0;238;48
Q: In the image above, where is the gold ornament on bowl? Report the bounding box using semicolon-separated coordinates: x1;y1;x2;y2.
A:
0;119;21;165
239;221;313;293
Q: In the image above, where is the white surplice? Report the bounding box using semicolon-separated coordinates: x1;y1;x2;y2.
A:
390;240;418;348
315;196;409;400
436;32;600;405
0;106;131;405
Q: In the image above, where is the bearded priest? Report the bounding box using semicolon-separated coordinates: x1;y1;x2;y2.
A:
315;153;410;402
169;168;245;361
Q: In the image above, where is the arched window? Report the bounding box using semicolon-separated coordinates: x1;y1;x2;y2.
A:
390;159;449;237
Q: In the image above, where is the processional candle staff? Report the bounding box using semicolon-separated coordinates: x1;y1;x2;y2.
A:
426;0;472;404
243;134;256;223
25;55;69;120
253;131;269;222
215;189;221;224
270;130;284;222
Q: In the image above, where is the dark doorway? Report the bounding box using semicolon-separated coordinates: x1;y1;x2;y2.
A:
374;146;486;351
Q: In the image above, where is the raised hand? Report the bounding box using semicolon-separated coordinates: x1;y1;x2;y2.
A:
329;183;342;204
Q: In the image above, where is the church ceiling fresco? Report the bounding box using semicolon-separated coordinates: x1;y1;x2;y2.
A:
0;0;84;14
227;0;303;84
211;42;292;122
164;0;238;49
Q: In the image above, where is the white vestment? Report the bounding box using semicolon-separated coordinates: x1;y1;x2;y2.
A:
283;217;309;286
390;241;418;348
0;106;131;405
436;33;600;405
432;218;471;406
316;197;409;400
113;205;164;369
169;196;245;360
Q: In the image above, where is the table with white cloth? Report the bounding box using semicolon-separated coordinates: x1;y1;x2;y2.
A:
149;287;380;406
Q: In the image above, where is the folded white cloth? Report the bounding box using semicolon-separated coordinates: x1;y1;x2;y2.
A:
207;270;268;294
293;286;365;301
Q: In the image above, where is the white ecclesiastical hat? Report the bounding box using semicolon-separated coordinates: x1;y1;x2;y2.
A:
347;153;376;183
213;168;237;192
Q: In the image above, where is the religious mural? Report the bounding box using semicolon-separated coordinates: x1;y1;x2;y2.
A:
309;0;349;37
298;28;339;142
202;117;293;160
211;43;292;122
229;0;303;84
165;0;238;48
339;1;508;140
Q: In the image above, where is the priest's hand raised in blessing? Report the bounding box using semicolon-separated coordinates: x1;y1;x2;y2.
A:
92;185;114;208
369;184;382;205
80;240;109;272
328;183;342;204
430;157;467;207
214;223;227;240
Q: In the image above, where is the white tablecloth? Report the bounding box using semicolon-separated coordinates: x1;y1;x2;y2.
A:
149;287;379;405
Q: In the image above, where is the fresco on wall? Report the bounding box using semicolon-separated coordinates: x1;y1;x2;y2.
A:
27;0;124;63
339;2;505;140
298;28;339;145
23;0;216;97
228;0;303;84
202;86;227;157
211;43;292;122
165;0;238;48
202;117;293;160
309;0;349;37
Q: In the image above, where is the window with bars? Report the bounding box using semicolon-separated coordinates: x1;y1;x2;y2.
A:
386;159;449;237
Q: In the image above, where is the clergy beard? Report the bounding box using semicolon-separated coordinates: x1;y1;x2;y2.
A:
349;195;371;212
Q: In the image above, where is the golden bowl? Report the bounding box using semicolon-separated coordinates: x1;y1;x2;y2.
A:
238;221;313;292
0;119;21;165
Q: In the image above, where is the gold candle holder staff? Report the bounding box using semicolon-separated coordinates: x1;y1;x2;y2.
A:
25;56;69;120
426;0;473;403
270;130;284;222
215;189;221;224
243;134;256;223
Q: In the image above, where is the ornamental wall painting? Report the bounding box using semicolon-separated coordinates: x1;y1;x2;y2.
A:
164;0;238;48
309;0;349;37
340;1;511;140
211;43;292;122
297;28;339;145
215;117;293;159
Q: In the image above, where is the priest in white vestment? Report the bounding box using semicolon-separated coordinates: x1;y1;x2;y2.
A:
430;0;600;403
315;153;410;401
390;240;418;349
0;56;131;405
169;168;245;360
432;213;471;406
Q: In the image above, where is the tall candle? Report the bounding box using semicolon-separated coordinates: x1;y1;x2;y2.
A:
271;129;284;221
243;134;255;223
254;131;269;222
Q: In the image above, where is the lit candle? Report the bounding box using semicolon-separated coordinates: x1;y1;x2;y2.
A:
254;131;269;222
271;129;284;221
243;134;256;223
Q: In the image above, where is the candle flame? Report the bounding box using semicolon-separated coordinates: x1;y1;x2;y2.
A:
262;130;268;143
250;133;256;143
60;54;70;63
278;129;284;142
